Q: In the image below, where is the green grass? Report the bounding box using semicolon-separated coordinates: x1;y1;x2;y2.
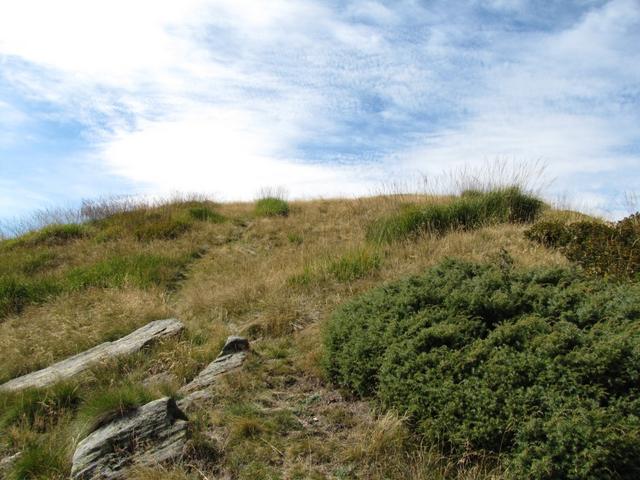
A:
188;206;226;223
0;383;81;432
28;224;88;246
324;258;640;479
76;383;155;435
0;275;62;318
65;253;192;290
367;187;544;243
327;248;382;282
255;197;290;217
8;436;69;480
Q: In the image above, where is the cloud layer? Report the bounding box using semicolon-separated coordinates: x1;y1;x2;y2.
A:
0;0;638;218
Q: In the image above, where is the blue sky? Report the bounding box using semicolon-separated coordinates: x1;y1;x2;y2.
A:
0;0;639;222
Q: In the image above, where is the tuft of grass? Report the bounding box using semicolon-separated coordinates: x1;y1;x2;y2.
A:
76;383;155;435
327;248;382;282
255;197;290;217
65;253;191;290
367;187;544;243
8;435;69;480
0;276;61;318
133;216;192;242
188;206;226;223
0;382;81;432
28;223;87;246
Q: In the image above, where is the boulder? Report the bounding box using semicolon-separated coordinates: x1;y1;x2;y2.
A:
179;336;250;394
71;397;188;480
0;319;184;393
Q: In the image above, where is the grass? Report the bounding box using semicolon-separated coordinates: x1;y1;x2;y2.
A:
255;197;290;217
367;187;544;243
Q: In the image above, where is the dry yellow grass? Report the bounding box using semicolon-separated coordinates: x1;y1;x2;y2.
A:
0;194;571;479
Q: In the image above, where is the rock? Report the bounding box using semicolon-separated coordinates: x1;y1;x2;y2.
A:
219;336;250;356
71;397;188;480
178;336;250;394
0;319;184;393
177;389;214;411
142;372;179;389
0;452;22;475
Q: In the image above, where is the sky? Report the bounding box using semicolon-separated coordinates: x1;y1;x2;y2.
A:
0;0;639;222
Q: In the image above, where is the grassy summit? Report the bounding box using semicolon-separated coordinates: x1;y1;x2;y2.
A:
0;190;638;479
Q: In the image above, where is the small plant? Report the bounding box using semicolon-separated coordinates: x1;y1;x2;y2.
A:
255;197;290;217
367;187;544;244
324;259;640;479
287;232;303;245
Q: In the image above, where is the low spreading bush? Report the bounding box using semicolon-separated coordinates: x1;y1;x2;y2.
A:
255;197;290;217
324;259;640;479
367;187;544;244
525;213;640;278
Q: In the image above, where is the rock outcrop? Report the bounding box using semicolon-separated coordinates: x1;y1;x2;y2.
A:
71;397;188;480
0;319;184;393
179;336;250;394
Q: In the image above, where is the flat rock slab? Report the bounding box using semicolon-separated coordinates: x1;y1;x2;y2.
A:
71;397;188;480
179;336;250;394
0;319;184;393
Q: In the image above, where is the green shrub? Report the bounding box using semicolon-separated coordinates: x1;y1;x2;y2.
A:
65;253;190;290
525;213;640;278
188;206;226;223
324;259;640;479
255;197;290;217
367;188;544;243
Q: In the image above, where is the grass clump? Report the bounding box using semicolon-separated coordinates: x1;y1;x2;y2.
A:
255;197;290;217
188;206;226;223
65;253;191;290
327;248;382;282
28;223;87;246
324;258;640;479
76;383;155;435
367;187;544;243
525;213;640;278
0;383;81;432
0;276;61;318
8;436;69;480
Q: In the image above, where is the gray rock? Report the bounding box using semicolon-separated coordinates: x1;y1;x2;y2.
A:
219;336;250;356
177;389;214;411
178;336;250;394
71;397;188;480
0;319;184;393
0;452;22;475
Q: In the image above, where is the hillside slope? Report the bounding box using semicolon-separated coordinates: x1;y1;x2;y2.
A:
1;192;637;479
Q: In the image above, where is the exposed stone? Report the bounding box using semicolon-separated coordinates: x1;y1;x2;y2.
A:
0;319;184;393
219;335;250;356
177;389;214;411
71;397;188;480
0;452;22;475
178;336;250;394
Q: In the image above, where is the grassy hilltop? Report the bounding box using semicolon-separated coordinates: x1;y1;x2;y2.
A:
1;189;639;479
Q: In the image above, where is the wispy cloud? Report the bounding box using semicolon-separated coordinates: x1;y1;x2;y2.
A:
0;0;638;218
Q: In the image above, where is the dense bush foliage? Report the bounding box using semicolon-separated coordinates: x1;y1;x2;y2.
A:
367;187;544;243
525;213;640;278
255;197;290;217
324;259;640;479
